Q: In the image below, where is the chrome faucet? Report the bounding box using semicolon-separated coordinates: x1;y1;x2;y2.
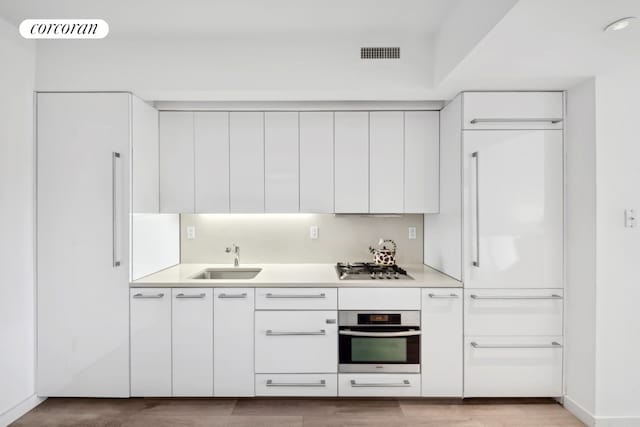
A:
225;244;240;267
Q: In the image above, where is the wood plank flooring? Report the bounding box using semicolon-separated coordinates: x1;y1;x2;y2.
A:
11;397;585;427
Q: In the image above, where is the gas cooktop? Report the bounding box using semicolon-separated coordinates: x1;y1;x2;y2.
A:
336;262;413;280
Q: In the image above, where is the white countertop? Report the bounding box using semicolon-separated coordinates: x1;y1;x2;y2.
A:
131;263;462;288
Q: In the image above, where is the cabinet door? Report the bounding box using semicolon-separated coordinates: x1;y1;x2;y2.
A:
255;311;338;373
194;112;229;213
214;288;255;396
172;289;213;396
299;112;334;212
38;93;131;397
334;112;369;213
405;111;439;213
370;112;404;213
463;130;563;288
421;289;462;397
132;96;159;213
230;112;264;212
265;112;299;212
130;289;171;397
159;112;194;213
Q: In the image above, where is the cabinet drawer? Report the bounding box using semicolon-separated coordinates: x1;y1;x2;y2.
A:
255;288;337;310
339;288;421;310
256;374;337;396
338;374;421;397
464;336;563;397
464;289;563;336
255;311;338;373
463;92;564;130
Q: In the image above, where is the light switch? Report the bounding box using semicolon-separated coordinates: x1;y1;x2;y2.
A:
408;226;417;240
625;209;637;228
310;225;319;240
186;226;196;239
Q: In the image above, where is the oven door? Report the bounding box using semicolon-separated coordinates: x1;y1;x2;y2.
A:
338;327;420;373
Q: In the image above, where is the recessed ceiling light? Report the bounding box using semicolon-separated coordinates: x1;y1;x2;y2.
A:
604;16;637;32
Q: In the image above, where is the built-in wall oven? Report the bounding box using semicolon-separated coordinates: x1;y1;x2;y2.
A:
338;311;420;373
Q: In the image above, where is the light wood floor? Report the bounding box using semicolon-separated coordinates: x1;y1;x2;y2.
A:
11;397;585;427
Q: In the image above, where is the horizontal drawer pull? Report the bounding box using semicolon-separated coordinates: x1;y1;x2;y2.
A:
266;379;326;387
175;293;206;299
470;341;563;349
133;293;164;299
266;329;326;336
469;118;563;124
218;293;247;299
339;329;420;338
428;293;459;299
470;294;562;300
350;380;411;388
266;293;326;299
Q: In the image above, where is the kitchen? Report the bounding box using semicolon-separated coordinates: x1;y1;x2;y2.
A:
1;1;639;427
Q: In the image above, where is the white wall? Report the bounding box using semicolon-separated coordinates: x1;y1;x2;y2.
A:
564;78;597;418
0;15;39;424
594;68;640;420
35;35;435;101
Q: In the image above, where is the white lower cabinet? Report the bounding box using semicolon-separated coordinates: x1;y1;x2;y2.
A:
171;289;213;397
256;374;337;396
338;374;421;397
214;288;255;396
255;311;338;373
421;289;462;397
464;336;563;397
130;289;171;397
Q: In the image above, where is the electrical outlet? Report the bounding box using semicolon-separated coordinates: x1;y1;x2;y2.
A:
625;208;637;228
408;226;417;240
310;225;319;240
186;226;196;240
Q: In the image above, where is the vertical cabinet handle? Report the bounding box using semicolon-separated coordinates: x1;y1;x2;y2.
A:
472;151;480;267
112;152;121;267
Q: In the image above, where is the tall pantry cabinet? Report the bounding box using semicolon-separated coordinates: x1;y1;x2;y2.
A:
426;91;565;397
37;92;158;396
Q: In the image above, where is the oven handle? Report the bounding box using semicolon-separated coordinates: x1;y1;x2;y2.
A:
339;329;421;337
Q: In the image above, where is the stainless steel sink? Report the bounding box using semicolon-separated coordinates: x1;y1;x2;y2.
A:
191;268;262;280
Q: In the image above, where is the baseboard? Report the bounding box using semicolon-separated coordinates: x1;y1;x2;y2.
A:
0;394;46;427
563;395;595;427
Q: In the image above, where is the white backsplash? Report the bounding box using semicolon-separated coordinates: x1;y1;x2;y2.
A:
180;214;424;265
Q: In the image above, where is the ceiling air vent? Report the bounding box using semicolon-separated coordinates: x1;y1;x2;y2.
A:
361;47;400;59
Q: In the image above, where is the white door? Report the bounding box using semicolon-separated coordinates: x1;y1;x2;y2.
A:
421;289;462;397
159;112;194;213
463;130;563;288
131;96;159;213
334;112;369;213
230;112;264;212
37;92;130;397
370;112;404;213
405;111;439;213
265;112;299;212
172;289;214;396
255;311;338;373
299;112;334;212
194;112;230;213
130;289;172;397
214;289;255;396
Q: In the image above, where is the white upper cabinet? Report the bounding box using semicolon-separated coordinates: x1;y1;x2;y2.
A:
159;112;194;213
463;92;564;130
194;112;230;213
132;97;159;213
334;112;369;213
405;111;439;213
463;130;563;288
265;112;299;213
230;112;265;213
369;112;404;213
299;112;334;213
